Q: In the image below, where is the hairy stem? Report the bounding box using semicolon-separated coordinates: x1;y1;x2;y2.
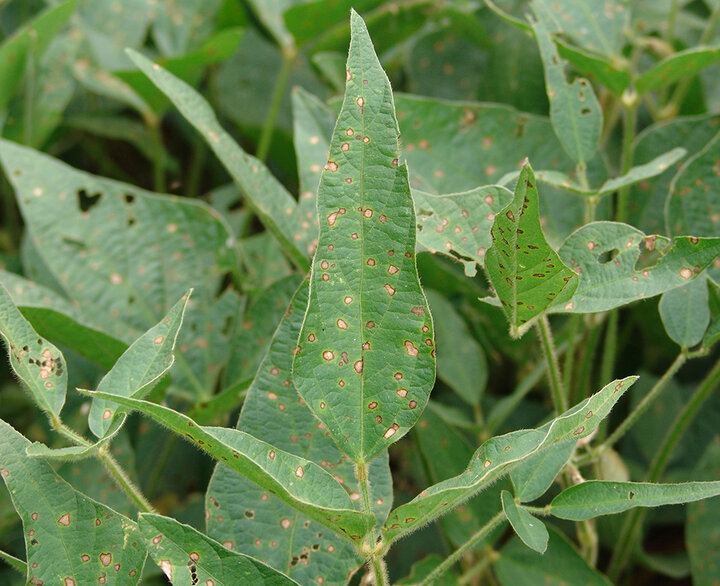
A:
356;463;386;586
98;447;156;513
536;315;567;413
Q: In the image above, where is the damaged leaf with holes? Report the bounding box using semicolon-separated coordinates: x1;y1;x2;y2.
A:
292;11;435;464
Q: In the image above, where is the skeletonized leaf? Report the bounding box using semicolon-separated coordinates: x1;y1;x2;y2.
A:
139;513;298;585
501;490;549;553
532;18;602;165
635;47;720;94
485;163;578;337
292;10;435;464
89;292;190;438
79;390;375;541
550;480;720;521
0;283;67;417
555;222;720;313
659;275;710;348
0;418;145;585
381;377;637;545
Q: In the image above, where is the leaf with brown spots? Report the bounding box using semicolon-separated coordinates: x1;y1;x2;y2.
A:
292;11;435;464
554;222;720;313
139;513;298;585
0;283;67;418
0;418;145;585
485;163;578;338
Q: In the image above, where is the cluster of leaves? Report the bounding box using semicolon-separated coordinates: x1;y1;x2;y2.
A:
0;1;720;585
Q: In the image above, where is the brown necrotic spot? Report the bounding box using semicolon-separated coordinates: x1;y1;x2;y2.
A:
363;208;373;218
320;260;329;270
337;319;348;330
388;265;399;274
308;333;316;342
344;296;353;304
295;466;304;478
384;284;396;296
394;372;403;380
367;258;376;266
281;518;291;529
58;513;70;526
404;341;418;356
345;177;353;184
409;400;417;409
384;424;399;439
341;142;350;151
680;267;692;279
368;402;378;410
366;321;375;329
322;274;329;281
354;360;363;373
396;389;408;398
351;232;359;240
325;161;339;172
102;409;112;420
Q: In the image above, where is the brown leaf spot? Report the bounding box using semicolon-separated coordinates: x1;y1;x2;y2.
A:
322;351;334;361
404;341;418;356
680;267;692;279
396;389;408;398
295;466;304;478
281;518;291;529
153;335;164;345
388;265;399;275
341;142;350;152
587;241;596;251
409;400;417;409
483;460;491;468
102;409;112;420
385;284;396;296
100;553;112;567
320;260;329;270
269;450;276;460
363;208;373;218
366;321;375;329
384;424;399;439
344;296;353;304
367;258;376;266
325;161;339;172
58;513;70;526
574;426;585;436
337;319;348;330
368;402;378;410
394;372;403;380
308;333;316;342
354;360;364;374
564;301;575;310
346;128;354;136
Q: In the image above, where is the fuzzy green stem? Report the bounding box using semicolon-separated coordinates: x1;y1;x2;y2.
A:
616;91;637;224
536;315;567;413
356;463;386;586
602;352;686;451
607;357;720;580
576;318;603;402
667;0;680;44
98;447;156;513
418;511;507;586
599;310;619;388
563;314;581;397
458;552;494;585
256;46;296;163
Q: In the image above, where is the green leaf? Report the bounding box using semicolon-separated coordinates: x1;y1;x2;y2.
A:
0;0;76;112
208;281;392;583
532;18;602;165
550;480;720;521
151;0;224;57
501;490;549;553
597;147;687;196
396;554;460;585
659;274;710;348
556;39;630;96
485;163;578;337
635;46;720;94
0;549;26;576
511;441;575;503
126;49;310;270
78;390;375;541
138;513;298;585
494;524;612;586
381;376;637;546
555;222;720;313
424;289;487;405
0;283;66;418
26;417;124;461
414;186;513;272
244;0;296;49
705;315;720;348
89;292;190;438
0;418;146;585
292;11;435;464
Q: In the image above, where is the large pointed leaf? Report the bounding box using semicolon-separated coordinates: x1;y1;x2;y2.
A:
79;390;375;541
126;49;310;270
0;283;67;417
381;376;637;546
138;513;298;585
89;292;190;438
485;163;578;337
501;490;548;554
555;222;720;313
0;418;146;585
292;11;435;464
550;480;720;521
208;281;392;584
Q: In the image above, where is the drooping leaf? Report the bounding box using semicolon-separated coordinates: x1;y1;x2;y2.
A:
556;39;630;96
501;490;549;553
635;46;720;94
0;418;146;585
138;513;298;585
381;377;637;546
208;281;392;583
659;274;710;348
494;524;612;586
597;147;687;196
292;10;435;464
510;440;575;503
0;283;66;418
555;222;720;313
414;186;513;272
89;292;190;438
485;163;578;337
126;49;310;270
532;18;602;165
78;390;375;541
550;480;720;521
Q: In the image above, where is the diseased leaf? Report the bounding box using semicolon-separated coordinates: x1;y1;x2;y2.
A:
0;283;67;418
659;274;710;348
139;513;298;585
501;490;549;553
555;222;720;313
89;292;190;438
533;18;602;165
292;11;435;464
381;377;637;546
511;441;575;503
550;480;720;521
0;418;146;585
79;390;375;541
485;163;578;337
414;186;513;272
208;281;392;583
635;46;720;94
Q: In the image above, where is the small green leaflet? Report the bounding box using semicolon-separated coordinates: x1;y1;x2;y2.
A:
501;490;549;553
659;275;710;348
485;163;578;338
292;10;435;464
635;46;720;95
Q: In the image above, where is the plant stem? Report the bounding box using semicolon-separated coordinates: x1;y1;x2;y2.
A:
356;462;386;586
98;447;156;513
602;352;686;451
616;90;637;224
563;314;581;397
148;120;166;193
536;315;567;413
607;356;720;581
418;511;506;586
599;310;619;388
458;551;494;585
666;0;680;44
575;317;603;402
256;45;296;163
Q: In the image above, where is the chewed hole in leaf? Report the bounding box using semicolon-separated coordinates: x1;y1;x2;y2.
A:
77;189;101;212
597;249;620;264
